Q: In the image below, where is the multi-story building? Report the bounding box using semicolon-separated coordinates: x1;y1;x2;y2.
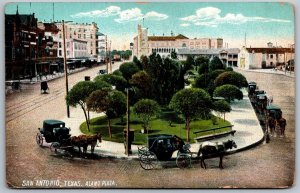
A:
53;22;98;59
177;48;239;67
5;9;58;80
238;44;295;69
96;32;106;63
133;24;223;59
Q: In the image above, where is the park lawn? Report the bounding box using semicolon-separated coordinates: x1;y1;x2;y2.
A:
80;111;231;145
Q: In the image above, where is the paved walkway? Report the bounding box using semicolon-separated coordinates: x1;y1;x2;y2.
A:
62;88;264;159
236;68;295;78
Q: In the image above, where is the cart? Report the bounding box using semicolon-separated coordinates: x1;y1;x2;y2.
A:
36;120;72;153
137;134;193;170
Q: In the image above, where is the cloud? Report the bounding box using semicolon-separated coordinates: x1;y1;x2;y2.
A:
180;23;190;27
180;7;291;27
115;8;168;23
71;6;121;18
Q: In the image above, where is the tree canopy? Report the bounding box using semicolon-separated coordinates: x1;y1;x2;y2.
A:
213;84;243;102
133;99;161;133
195;56;209;74
87;89;126;138
119;62;140;81
209;56;225;72
214;71;248;88
169;88;212;142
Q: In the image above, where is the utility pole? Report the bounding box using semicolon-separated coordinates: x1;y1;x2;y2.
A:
109;40;112;73
62;20;70;118
126;88;130;156
105;35;108;73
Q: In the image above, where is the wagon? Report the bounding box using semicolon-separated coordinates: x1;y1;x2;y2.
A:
248;82;257;96
137;134;192;170
41;81;49;94
36;120;72;153
267;105;282;120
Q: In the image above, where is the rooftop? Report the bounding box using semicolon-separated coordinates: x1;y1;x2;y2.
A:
148;34;189;41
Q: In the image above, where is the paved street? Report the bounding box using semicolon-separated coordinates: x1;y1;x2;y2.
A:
6;67;295;188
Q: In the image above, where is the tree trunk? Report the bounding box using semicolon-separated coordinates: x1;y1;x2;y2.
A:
108;119;112;138
186;116;190;142
87;110;90;124
224;113;225;121
81;106;90;132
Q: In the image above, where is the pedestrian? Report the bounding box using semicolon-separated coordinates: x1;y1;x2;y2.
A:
278;117;287;137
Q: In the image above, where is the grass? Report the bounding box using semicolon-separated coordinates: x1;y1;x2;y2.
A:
80;110;231;145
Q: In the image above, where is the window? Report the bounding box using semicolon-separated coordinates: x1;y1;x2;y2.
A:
84;34;86;39
270;54;273;59
59;50;62;56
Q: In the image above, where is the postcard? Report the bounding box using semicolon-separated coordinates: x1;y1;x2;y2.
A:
5;1;295;188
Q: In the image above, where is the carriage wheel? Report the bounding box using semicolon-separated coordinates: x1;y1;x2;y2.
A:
176;153;191;169
139;151;158;170
36;133;43;146
50;142;60;153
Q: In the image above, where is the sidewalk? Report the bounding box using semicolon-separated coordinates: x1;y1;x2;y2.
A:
235;67;295;78
62;88;265;159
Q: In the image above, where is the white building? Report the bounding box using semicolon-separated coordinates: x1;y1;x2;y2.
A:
56;38;88;58
53;22;98;58
96;32;106;63
238;46;295;69
133;24;223;59
177;48;239;67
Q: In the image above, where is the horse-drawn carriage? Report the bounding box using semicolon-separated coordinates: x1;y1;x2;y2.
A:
36;120;72;153
138;134;237;170
41;81;49;94
138;134;192;170
36;120;102;156
248;82;257;96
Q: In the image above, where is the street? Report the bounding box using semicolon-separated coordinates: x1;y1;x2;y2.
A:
6;67;295;188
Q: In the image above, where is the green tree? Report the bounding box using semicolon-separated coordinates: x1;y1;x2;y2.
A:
119;62;140;81
130;71;154;100
133;99;161;133
87;90;126;138
112;69;123;77
195;56;209;74
169;88;212;142
209;56;225;72
94;74;127;92
213;84;243;102
171;51;177;59
66;81;110;131
214;71;248;88
133;56;143;70
213;100;231;120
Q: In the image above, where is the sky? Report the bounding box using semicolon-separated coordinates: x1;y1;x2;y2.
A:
5;2;295;50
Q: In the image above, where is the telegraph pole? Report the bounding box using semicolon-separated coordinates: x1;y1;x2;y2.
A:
109;40;112;73
105;35;108;73
62;20;70;117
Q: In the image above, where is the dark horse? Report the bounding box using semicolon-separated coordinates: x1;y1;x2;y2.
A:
197;140;237;169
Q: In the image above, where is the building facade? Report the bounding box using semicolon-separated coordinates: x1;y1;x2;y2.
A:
5;10;59;80
133;24;223;59
238;46;295;69
53;22;98;59
96;32;106;63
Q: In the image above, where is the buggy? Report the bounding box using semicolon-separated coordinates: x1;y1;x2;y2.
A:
267;105;282;120
36;120;72;153
138;134;192;170
248;82;257;96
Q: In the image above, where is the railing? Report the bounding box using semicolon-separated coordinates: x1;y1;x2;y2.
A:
193;125;234;137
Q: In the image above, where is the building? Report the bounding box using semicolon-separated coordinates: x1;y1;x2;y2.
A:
53;22;98;59
177;48;239;67
96;32;106;63
238;45;295;69
132;24;223;59
5;9;59;80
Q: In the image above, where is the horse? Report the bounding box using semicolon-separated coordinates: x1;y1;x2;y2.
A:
84;133;102;154
197;140;237;169
70;135;88;156
268;116;276;136
70;133;102;156
278;117;287;137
